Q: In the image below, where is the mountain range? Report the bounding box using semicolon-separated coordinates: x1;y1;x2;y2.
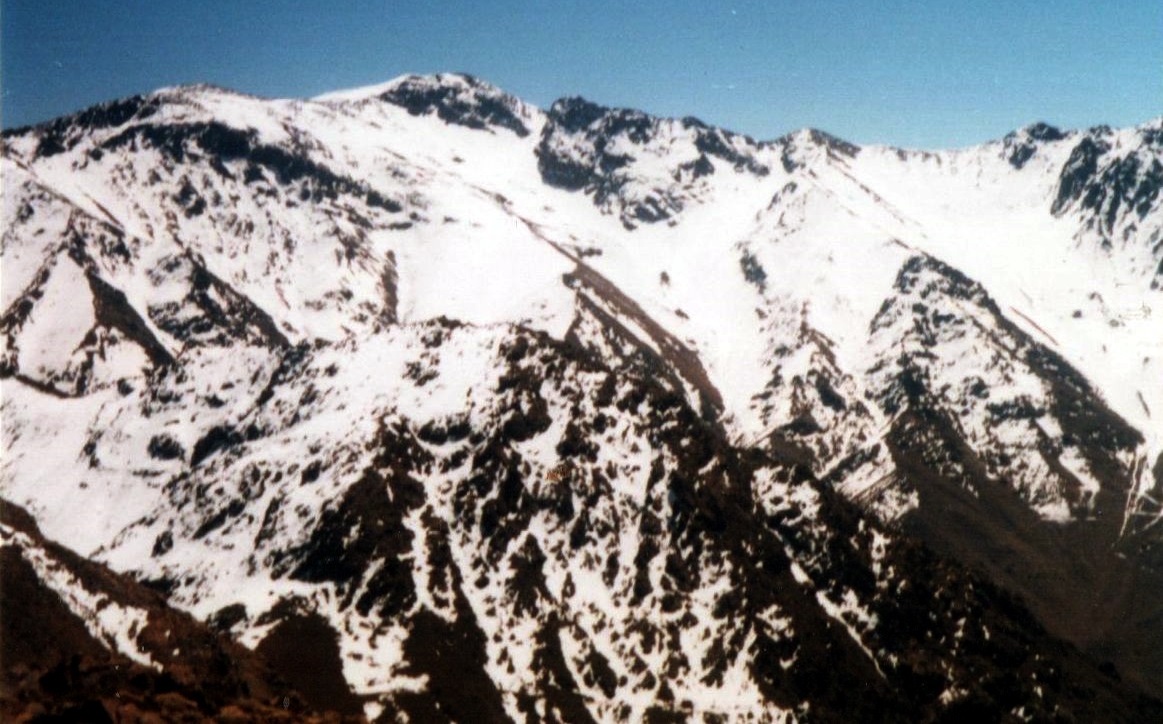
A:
2;72;1161;722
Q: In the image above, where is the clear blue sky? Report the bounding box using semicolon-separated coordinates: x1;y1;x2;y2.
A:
2;1;1160;148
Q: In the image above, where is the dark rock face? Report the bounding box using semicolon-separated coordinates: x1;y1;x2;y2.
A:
740;250;768;292
86;273;176;367
254;611;365;716
1053;136;1111;215
378;73;531;137
1046;123;1163;284
148;434;185;461
148;255;291;348
1027;122;1067;142
0;94;163;159
537;96;769;226
692;118;772;175
1052;127;1163;252
536;98;651;202
1084;153;1163;234
807;128;861;158
1004;122;1066;169
98;121;403;214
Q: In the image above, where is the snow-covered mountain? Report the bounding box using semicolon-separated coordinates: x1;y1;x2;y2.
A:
3;73;1162;720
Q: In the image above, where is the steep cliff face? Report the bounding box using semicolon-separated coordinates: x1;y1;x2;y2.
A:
3;75;1162;719
1050;123;1163;280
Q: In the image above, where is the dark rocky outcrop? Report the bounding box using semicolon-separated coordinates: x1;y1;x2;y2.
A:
378;73;531;137
537;96;769;226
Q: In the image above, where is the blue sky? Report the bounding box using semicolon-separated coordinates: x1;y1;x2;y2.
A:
2;1;1160;148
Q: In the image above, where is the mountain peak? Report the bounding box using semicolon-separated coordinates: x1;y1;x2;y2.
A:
316;72;535;137
1013;121;1068;143
787;127;861;154
316;72;493;101
545;95;619;132
999;121;1071;169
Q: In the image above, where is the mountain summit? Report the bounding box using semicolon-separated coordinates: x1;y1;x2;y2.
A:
3;74;1162;721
